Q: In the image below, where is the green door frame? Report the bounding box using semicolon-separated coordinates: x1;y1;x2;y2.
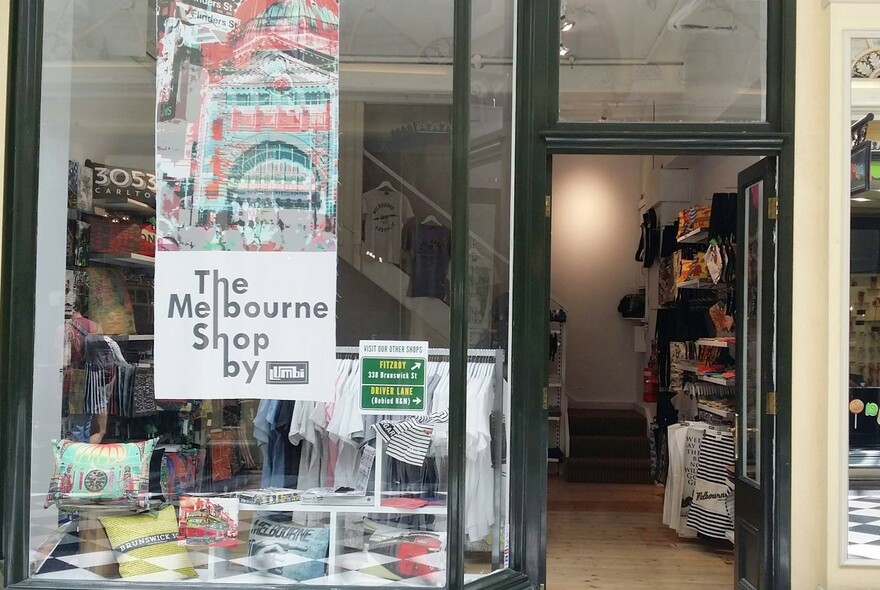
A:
510;1;795;589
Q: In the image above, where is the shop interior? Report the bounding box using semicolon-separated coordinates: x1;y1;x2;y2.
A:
845;37;880;563
546;154;759;589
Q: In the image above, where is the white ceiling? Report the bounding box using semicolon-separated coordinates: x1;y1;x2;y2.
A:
42;0;774;165
559;0;767;121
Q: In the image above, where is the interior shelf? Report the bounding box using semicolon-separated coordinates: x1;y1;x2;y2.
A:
699;375;735;386
677;278;723;290
677;228;708;244
93;198;156;215
90;253;155;268
696;338;735;348
105;334;154;341
697;402;735;419
238;502;447;514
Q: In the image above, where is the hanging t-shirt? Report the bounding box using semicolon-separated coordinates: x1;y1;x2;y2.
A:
468;254;494;347
362;188;413;265
686;430;735;539
405;221;451;299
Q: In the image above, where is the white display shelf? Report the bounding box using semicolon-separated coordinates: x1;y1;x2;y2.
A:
239;502;447;515
548;415;561;422
90;253;155;268
699;375;735;386
549;380;563;388
696;338;736;349
697;402;735;419
547;457;560;463
677;229;708;244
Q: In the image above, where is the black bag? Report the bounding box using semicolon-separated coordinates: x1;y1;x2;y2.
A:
617;293;645;318
635;209;660;268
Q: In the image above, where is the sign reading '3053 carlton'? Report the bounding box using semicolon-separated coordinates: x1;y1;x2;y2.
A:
85;160;157;205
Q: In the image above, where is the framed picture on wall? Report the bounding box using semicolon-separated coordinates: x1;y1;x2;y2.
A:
852;141;872;195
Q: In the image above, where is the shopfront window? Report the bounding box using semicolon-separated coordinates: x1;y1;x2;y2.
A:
558;0;767;122
847;36;880;562
27;0;513;586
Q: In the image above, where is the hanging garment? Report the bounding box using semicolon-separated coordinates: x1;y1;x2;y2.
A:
373;409;450;467
686;429;735;539
362;186;414;265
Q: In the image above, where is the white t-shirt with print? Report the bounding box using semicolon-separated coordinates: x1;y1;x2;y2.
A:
362;188;413;264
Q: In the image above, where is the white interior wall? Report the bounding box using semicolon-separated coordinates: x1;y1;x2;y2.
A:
552;155;762;407
551;155;644;405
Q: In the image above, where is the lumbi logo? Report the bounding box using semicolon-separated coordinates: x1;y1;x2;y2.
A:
166;270;329;384
267;362;309;385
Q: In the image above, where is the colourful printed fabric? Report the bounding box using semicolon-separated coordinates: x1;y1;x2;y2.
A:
45;438;157;508
99;505;197;580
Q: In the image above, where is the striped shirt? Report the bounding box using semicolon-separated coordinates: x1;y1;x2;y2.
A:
685;430;734;539
372;409;449;466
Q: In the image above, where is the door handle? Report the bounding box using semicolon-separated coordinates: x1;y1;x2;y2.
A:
732;413;738;461
731;413;757;463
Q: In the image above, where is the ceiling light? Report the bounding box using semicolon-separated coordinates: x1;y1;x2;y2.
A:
853;197;871;202
561;18;575;32
559;44;571;57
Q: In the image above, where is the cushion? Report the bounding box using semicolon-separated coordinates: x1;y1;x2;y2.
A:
247;517;329;581
46;438;157;508
99;505;197;580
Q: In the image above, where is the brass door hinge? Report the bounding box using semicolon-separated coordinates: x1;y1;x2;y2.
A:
545;195;552;218
766;391;777;415
768;196;778;220
542;387;548;410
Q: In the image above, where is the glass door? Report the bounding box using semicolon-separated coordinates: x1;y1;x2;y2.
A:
735;157;777;590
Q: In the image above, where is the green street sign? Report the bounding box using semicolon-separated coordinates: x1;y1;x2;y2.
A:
359;340;428;414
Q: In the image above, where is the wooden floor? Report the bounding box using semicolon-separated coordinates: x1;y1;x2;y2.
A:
546;476;733;590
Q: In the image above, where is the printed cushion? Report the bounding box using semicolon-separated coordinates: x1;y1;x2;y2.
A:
99;505;197;580
45;438;157;508
247;517;329;581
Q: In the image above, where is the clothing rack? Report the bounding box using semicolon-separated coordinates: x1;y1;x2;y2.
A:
335;346;506;568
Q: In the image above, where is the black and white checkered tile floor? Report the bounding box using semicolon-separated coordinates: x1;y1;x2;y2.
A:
28;512;471;586
849;494;880;560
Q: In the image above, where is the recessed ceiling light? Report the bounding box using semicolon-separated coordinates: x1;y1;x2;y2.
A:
559;44;571;57
561;19;575;32
853;197;871;202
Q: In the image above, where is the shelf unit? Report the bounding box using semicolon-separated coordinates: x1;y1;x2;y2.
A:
699;375;735;386
697;402;735;419
548;298;568;469
89;253;155;268
677;228;709;244
696;338;735;349
92;198;156;215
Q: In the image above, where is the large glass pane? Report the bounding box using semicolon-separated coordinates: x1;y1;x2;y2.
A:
559;0;767;122
741;179;761;483
847;37;880;561
464;0;515;580
27;1;472;587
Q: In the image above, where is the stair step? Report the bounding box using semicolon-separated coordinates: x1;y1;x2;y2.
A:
567;409;646;437
569;435;650;459
564;457;654;484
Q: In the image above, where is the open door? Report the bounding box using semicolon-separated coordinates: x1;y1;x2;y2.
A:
735;158;778;590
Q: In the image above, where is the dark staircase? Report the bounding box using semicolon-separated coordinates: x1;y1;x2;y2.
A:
565;409;653;484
